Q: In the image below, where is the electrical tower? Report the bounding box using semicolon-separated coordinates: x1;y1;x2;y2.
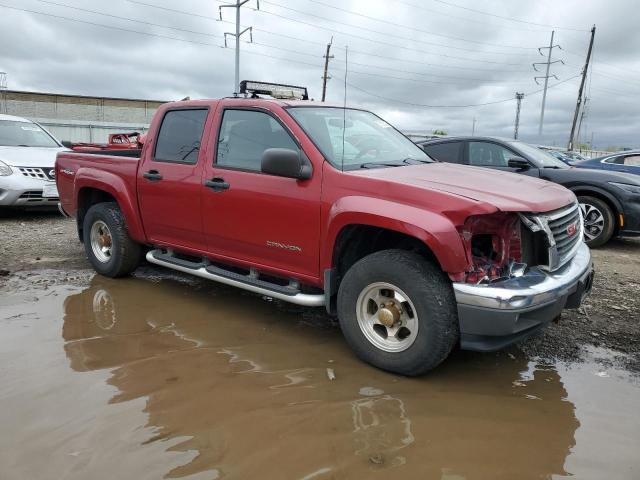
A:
219;0;259;96
533;31;563;136
321;37;334;102
514;92;524;140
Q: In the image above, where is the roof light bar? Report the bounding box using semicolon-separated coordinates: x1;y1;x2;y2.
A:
239;80;309;100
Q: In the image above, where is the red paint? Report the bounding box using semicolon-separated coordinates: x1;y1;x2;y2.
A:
56;98;577;288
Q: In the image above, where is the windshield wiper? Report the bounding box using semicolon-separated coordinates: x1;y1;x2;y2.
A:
402;157;431;165
359;162;404;169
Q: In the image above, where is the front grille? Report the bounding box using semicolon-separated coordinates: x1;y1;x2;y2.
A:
547;203;582;265
18;167;55;180
18;190;59;202
521;202;582;271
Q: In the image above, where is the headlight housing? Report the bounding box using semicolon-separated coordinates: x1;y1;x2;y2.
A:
457;213;522;284
0;160;13;176
609;182;640;195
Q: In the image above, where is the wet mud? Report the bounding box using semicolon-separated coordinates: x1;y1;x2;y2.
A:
1;272;639;479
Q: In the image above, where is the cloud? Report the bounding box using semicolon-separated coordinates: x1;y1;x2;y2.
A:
0;0;638;149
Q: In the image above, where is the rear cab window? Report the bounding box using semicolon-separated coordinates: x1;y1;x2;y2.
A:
154;109;208;164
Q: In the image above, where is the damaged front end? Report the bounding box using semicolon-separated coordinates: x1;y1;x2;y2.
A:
451;203;593;352
456;202;584;284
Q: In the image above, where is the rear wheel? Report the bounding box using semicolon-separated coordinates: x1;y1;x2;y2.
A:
83;202;141;277
337;249;459;376
578;195;615;248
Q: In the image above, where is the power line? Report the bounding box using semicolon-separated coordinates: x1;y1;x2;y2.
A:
292;0;536;50
26;0;537;86
0;3;326;70
431;0;589;32
394;0;553;34
228;1;535;65
335;74;581;108
125;0;533;74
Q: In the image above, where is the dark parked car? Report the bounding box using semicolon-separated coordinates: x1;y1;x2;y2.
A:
417;136;640;247
573;150;640;176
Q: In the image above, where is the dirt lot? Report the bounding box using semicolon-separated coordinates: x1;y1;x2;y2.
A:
1;210;639;371
1;211;639;479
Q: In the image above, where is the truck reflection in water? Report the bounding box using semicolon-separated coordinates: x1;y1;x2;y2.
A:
62;275;579;479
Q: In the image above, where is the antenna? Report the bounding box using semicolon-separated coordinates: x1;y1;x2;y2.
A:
341;45;348;172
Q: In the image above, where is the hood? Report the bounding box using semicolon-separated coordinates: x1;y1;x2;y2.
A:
0;146;68;168
355;163;576;213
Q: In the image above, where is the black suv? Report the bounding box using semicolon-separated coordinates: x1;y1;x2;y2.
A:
418;136;640;247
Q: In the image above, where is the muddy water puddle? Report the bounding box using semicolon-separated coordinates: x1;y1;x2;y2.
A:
1;272;639;479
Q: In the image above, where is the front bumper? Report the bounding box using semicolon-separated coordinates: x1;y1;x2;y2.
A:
453;242;593;351
0;168;59;207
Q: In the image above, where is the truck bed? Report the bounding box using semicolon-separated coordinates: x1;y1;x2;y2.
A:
56;150;141;219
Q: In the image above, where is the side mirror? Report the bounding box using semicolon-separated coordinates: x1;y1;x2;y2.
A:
508;157;530;170
261;148;312;180
61;140;73;148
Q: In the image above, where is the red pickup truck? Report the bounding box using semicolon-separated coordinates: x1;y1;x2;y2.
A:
56;83;594;375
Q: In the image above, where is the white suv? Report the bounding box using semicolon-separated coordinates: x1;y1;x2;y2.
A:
0;114;67;208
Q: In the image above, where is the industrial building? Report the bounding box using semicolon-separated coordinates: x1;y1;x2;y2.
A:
0;88;166;143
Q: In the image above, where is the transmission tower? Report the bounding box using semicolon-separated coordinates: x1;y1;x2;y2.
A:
533;31;563;135
514;93;524;140
219;0;259;96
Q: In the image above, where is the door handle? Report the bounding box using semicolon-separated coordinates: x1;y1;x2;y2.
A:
143;170;163;181
204;177;230;192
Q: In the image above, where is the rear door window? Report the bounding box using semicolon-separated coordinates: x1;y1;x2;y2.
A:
422;142;462;163
154;109;208;164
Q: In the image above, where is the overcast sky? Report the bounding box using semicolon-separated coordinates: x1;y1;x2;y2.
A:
1;0;638;149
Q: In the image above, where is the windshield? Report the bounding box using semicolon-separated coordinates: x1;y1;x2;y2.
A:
287;107;431;169
0;120;60;147
509;141;569;168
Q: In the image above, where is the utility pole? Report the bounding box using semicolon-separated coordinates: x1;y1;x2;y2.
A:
514;92;524;139
471;117;476;136
568;25;596;151
321;37;334;102
533;31;563;136
576;96;589;149
219;0;259;96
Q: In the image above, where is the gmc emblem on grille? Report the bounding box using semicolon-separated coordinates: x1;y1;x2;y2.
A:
566;222;578;237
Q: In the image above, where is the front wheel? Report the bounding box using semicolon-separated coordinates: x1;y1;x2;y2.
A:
578;195;615;248
83;202;141;277
336;249;459;376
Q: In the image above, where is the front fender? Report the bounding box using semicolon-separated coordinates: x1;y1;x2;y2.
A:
322;196;468;274
74;168;146;243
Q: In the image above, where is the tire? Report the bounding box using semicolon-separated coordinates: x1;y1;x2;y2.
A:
82;202;141;277
578;195;615;248
336;249;459;376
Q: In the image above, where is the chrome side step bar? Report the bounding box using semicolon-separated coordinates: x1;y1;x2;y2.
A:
146;249;326;307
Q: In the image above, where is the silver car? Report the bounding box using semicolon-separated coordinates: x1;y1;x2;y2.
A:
0;114;67;208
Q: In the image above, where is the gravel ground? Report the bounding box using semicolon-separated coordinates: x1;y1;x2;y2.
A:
1;210;639;371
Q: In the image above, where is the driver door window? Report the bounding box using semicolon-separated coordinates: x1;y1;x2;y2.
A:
468;141;514;167
216;109;299;172
623;155;640;166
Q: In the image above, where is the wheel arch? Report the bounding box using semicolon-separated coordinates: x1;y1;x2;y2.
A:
74;171;146;243
569;185;623;233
